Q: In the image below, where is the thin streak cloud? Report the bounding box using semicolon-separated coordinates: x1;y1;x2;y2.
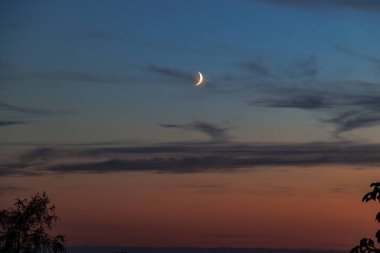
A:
160;121;231;142
0;102;68;115
4;141;380;176
1;70;129;85
0;120;27;127
150;65;194;82
335;45;380;71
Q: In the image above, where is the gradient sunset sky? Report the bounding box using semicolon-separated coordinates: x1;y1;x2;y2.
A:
1;0;380;250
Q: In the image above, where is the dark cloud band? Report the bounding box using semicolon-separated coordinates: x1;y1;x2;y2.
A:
3;141;380;176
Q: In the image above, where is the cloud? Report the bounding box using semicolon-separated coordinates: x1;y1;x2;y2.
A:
0;102;68;115
44;142;380;174
247;82;380;136
249;94;331;110
240;54;319;81
324;110;380;135
1;69;129;85
242;61;275;78
31;71;129;84
149;65;194;82
50;157;227;174
286;55;319;78
1;61;129;85
335;45;380;71
160;121;231;142
4;141;380;176
0;162;39;177
0;120;27;127
20;147;58;163
0;102;70;128
260;0;380;12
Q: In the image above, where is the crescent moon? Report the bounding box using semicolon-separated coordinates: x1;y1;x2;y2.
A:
195;72;203;86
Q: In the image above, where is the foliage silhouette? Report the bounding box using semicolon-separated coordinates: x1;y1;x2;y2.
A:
350;182;380;253
0;192;66;253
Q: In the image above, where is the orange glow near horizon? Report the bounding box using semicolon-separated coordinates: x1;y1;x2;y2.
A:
1;165;378;250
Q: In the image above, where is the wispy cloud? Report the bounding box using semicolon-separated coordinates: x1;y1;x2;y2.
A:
30;71;129;84
1;69;129;85
0;162;39;177
149;65;194;82
1;60;129;85
324;110;380;136
0;102;71;129
20;147;58;163
160;121;231;142
335;45;380;71
0;120;27;127
248;81;380;137
0;102;68;115
240;54;319;81
3;141;380;176
260;0;380;12
242;61;275;78
286;55;319;78
249;94;331;110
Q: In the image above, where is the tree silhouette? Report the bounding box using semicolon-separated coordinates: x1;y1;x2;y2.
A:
0;192;66;253
350;182;380;253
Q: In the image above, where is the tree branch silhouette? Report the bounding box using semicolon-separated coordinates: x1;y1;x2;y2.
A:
0;192;66;253
350;182;380;253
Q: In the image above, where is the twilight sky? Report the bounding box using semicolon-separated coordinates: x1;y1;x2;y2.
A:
1;0;380;250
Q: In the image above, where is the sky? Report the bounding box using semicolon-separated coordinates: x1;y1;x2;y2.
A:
1;0;380;250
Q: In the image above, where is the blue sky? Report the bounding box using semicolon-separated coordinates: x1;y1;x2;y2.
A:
1;0;380;144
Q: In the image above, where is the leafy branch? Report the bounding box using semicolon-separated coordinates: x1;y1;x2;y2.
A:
350;183;380;253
